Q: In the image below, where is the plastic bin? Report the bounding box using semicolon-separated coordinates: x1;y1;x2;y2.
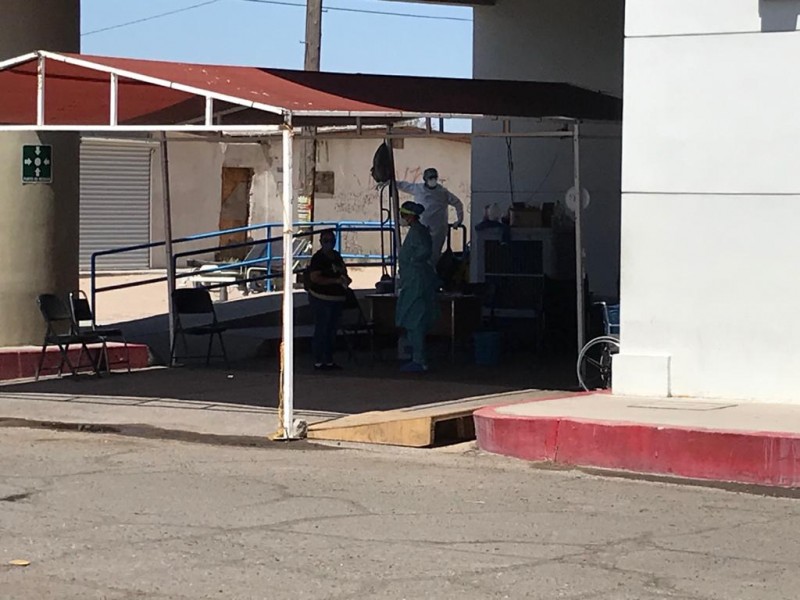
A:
474;331;502;366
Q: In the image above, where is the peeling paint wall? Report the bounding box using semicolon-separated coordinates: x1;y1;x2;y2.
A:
314;136;471;257
150;134;471;267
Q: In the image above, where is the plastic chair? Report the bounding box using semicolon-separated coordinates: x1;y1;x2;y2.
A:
69;291;131;373
35;294;103;381
170;288;229;368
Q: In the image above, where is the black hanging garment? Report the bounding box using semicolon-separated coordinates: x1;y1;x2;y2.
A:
370;143;394;184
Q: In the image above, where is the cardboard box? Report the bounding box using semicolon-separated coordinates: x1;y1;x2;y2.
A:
509;206;542;228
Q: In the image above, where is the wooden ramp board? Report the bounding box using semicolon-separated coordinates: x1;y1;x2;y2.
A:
307;389;564;447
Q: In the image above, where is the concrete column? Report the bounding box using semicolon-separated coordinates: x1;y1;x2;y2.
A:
0;0;80;345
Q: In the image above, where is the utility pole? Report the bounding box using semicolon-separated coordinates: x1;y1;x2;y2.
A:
299;0;322;230
304;0;322;72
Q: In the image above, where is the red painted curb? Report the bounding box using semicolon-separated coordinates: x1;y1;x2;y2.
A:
0;343;150;381
474;406;800;488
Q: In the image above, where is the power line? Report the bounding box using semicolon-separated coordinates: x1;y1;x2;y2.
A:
81;0;471;39
239;0;472;22
82;0;223;37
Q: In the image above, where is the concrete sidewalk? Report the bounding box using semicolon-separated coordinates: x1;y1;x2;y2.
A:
475;393;800;488
0;361;562;446
0;390;343;442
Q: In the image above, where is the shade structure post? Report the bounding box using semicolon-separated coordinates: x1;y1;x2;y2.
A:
572;122;585;356
204;97;214;126
36;55;45;126
277;118;297;439
109;73;118;126
159;132;177;363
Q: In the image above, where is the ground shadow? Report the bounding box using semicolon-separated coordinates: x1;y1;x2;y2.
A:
0;344;577;415
760;0;800;32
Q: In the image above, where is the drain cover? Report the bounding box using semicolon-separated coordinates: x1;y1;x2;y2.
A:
627;401;737;411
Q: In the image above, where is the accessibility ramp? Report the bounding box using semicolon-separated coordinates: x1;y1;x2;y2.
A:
307;389;569;447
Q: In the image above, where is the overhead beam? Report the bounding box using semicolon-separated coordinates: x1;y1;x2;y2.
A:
380;0;495;6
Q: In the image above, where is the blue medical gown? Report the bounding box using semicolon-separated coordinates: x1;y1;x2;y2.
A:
396;222;440;333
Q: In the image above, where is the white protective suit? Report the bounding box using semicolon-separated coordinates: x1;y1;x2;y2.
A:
396;181;464;261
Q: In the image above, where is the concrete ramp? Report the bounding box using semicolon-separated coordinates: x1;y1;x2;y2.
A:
307;389;567;447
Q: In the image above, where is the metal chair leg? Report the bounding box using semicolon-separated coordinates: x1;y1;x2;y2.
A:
205;333;214;366
89;344;103;377
100;341;111;374
123;339;131;373
341;330;356;363
217;332;230;370
169;330;180;367
59;342;76;377
35;341;48;382
76;343;101;377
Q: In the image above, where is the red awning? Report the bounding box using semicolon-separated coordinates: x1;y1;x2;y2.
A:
0;51;622;128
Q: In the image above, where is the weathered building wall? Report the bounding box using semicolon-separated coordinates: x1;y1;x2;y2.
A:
150;134;470;267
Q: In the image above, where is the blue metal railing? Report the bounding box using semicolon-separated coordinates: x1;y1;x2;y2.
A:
170;221;392;292
90;220;395;316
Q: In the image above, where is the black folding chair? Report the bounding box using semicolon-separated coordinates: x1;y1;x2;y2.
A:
35;294;103;381
170;288;229;368
69;290;131;373
339;288;376;363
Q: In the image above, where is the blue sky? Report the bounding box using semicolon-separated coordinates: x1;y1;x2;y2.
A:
81;0;473;78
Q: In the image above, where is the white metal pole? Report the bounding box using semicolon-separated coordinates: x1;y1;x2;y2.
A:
205;97;214;126
573;123;585;355
281;120;295;438
159;133;177;363
109;73;119;126
36;56;45;126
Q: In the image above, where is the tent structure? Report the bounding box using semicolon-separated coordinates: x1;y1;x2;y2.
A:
0;50;622;438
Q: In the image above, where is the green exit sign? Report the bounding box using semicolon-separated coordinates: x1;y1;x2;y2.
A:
22;145;53;183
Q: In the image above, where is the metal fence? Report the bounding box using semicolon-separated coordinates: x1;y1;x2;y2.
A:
90;220;395;320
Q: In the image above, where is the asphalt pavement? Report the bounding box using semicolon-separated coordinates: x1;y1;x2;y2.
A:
2;427;800;599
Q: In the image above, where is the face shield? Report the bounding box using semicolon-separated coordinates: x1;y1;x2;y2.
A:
400;201;423;226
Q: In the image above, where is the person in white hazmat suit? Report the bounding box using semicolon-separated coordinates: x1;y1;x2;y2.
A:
396;167;464;262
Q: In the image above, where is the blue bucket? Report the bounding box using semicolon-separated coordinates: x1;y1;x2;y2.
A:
474;331;502;366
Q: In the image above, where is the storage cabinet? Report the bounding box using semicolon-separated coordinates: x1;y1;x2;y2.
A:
473;228;557;318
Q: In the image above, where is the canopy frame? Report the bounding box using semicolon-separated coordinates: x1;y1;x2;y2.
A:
0;50;613;439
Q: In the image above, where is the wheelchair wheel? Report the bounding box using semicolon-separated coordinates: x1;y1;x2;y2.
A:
577;335;620;392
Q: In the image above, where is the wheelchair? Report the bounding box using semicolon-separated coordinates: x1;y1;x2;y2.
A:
576;302;620;391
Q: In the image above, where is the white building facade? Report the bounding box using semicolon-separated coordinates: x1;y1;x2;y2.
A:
413;0;800;403
616;1;800;402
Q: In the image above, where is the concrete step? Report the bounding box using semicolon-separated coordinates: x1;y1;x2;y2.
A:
0;342;151;381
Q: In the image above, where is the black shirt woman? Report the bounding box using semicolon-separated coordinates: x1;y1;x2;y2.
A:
304;230;351;370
